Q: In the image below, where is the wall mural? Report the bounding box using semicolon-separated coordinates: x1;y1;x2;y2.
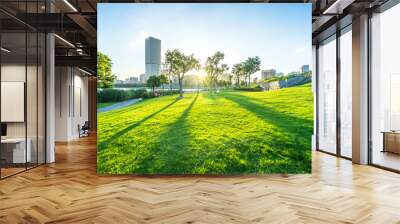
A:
97;3;313;174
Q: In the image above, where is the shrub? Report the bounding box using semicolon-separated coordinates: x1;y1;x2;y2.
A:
261;71;312;84
159;90;181;96
98;88;148;103
233;86;263;92
97;88;181;103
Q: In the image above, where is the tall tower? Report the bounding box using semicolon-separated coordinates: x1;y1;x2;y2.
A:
145;37;161;81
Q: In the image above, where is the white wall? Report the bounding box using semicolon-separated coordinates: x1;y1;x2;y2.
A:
71;72;89;138
1;82;25;122
1;65;42;137
55;66;70;141
55;67;89;141
1;63;46;164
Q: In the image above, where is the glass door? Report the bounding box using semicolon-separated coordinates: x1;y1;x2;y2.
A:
339;27;352;158
317;35;337;154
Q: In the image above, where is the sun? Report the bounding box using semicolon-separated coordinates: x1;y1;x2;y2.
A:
198;69;207;77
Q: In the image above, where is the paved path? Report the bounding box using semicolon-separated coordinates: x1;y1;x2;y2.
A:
98;98;142;113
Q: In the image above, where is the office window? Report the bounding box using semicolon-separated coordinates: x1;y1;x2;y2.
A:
340;28;352;158
318;36;337;154
371;3;400;171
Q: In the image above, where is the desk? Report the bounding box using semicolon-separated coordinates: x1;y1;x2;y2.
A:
1;138;31;163
382;131;400;154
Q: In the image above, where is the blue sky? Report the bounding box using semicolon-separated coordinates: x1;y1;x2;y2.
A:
98;3;311;80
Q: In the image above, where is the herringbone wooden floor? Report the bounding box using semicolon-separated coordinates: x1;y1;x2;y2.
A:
1;135;400;224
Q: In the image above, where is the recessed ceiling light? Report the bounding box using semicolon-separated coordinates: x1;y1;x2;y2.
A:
63;0;78;12
54;34;75;48
78;67;92;76
323;0;354;15
1;47;11;53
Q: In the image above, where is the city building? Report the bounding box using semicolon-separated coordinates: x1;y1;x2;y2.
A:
261;69;276;80
145;36;161;81
115;79;124;85
139;74;146;84
301;64;310;73
125;76;139;84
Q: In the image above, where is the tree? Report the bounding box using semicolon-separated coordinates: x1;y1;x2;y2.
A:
175;51;200;98
97;52;116;88
164;50;180;91
253;77;258;84
243;57;261;87
159;74;169;94
147;75;161;95
227;74;233;87
204;51;229;91
194;62;202;92
232;63;246;87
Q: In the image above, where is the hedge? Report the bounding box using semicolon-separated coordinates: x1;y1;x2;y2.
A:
233;86;263;92
97;88;180;103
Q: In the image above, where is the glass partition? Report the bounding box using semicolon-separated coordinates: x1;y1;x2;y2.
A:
27;31;38;169
38;32;45;165
0;1;46;179
1;31;28;177
317;36;337;154
371;3;400;171
339;28;352;158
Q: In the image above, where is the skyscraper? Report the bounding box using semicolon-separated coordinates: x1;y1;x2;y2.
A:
145;37;161;81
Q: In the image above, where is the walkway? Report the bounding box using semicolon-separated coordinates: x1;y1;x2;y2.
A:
98;98;142;113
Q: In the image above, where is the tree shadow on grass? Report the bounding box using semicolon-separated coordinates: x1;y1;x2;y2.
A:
196;92;310;173
221;92;313;140
98;98;180;151
223;93;312;172
135;93;199;174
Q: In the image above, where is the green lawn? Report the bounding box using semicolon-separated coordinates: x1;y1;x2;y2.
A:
97;83;313;174
98;102;117;109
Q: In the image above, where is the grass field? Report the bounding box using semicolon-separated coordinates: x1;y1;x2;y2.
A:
97;83;313;174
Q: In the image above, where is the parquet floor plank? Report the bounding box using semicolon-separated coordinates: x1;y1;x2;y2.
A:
0;135;399;223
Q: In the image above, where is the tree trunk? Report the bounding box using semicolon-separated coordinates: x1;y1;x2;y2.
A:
248;75;251;87
197;77;200;92
169;76;172;91
179;79;183;98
